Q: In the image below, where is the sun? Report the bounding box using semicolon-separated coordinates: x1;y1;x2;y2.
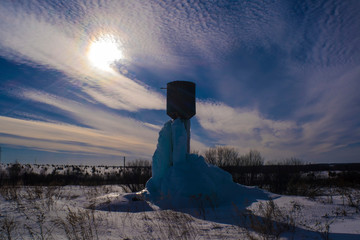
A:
87;35;123;72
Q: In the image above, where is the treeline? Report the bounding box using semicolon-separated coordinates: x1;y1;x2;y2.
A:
204;147;265;167
0;161;151;191
203;146;302;167
203;146;360;195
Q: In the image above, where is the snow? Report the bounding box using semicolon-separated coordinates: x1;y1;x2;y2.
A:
2;185;360;239
143;119;271;209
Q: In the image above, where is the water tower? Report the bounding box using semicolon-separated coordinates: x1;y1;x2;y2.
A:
166;81;196;153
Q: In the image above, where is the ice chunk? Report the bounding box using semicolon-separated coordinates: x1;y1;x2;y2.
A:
145;120;172;196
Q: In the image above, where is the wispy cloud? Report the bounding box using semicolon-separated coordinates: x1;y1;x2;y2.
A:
1;84;160;159
20;89;160;147
0;99;209;161
0;116;152;158
196;101;302;158
6;88;207;158
0;1;165;112
296;66;360;155
196;68;360;161
0;0;293;76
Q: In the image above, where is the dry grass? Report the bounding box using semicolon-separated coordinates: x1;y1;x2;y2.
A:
233;199;299;240
2;185;357;239
56;207;103;240
0;215;17;240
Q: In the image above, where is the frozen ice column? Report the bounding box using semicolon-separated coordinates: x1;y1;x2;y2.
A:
166;81;196;153
145;118;270;209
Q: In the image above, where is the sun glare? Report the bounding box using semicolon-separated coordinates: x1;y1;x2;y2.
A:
87;35;123;72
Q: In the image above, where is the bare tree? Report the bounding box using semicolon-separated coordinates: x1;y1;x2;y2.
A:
238;149;264;166
204;148;218;166
203;146;239;167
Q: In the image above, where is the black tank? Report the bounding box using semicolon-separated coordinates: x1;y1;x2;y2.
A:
166;81;196;120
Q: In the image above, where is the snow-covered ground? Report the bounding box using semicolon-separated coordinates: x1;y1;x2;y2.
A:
1;185;360;239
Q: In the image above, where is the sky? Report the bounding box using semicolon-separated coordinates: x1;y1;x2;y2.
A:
0;0;359;165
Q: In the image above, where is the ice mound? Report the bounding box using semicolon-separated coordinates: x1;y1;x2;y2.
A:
142;119;270;209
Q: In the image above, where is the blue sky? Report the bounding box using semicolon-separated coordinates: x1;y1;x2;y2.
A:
0;0;359;165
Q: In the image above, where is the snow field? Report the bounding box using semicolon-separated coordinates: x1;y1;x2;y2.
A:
0;185;251;239
1;185;360;239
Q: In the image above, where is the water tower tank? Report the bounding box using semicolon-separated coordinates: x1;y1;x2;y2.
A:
166;81;196;120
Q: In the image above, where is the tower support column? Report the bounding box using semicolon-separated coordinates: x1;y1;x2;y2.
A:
184;119;190;154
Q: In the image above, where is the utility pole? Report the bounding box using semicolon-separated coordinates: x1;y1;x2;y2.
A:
0;146;2;164
123;156;126;169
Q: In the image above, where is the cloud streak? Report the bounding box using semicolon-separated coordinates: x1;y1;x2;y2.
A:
1;77;163;159
20;89;160;150
196;70;360;162
4;88;207;159
196;101;302;158
0;116;152;157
